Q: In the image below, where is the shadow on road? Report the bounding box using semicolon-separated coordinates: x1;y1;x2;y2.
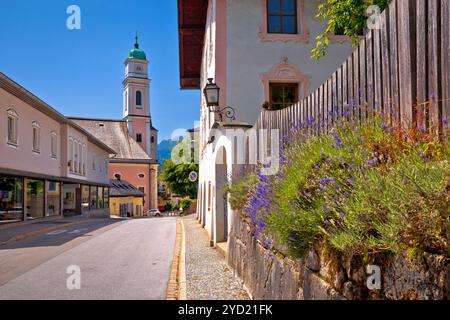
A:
0;218;127;251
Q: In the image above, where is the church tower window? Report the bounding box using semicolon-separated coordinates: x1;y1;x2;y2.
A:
136;91;142;107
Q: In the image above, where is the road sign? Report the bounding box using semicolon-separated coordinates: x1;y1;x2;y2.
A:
189;171;198;182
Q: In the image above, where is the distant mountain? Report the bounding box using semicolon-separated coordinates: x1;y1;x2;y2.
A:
158;139;177;165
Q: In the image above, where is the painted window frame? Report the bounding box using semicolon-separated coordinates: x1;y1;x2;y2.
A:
259;0;309;43
7;108;19;147
32;121;41;154
261;59;310;106
267;0;298;34
50;131;58;159
269;82;299;109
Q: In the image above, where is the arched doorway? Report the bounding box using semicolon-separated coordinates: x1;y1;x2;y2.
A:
215;146;229;243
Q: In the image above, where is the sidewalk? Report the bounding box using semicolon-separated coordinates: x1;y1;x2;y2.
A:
0;216;106;246
182;214;249;300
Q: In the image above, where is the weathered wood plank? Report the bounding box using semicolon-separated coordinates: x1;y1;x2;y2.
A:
353;47;360;124
416;0;427;131
441;0;450;137
347;55;354;121
380;7;391;120
328;77;333;131
366;30;375;121
332;71;338;124
337;66;343;121
373;28;383;117
397;0;416;129
389;0;400;123
342;60;348;120
428;0;440;134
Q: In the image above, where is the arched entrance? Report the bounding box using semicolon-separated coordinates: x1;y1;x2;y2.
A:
214;146;229;243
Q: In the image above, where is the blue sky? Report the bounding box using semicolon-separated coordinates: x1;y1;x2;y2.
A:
0;0;199;142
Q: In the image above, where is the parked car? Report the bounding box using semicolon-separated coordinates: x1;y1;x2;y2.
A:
147;209;161;217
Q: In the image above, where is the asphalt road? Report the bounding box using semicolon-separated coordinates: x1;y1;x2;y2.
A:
0;218;176;300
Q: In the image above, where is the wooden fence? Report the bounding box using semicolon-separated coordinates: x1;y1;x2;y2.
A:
253;0;450;158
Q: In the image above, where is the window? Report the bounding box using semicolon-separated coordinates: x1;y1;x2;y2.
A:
32;122;40;153
138;173;145;179
90;186;98;210
103;188;109;209
269;83;298;110
7;109;18;146
114;173;122;180
92;154;96;171
98;187;104;209
46;181;61;217
136;90;142;107
136;133;142;143
51;132;57;159
81;185;90;212
138;186;145;195
151;136;155;144
26;179;45;220
267;0;297;34
0;176;23;223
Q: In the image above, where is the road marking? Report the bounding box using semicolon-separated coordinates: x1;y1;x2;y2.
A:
46;230;68;236
68;228;89;234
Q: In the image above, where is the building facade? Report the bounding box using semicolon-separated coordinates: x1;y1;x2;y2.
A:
0;73;115;225
109;178;145;217
72;37;159;212
178;0;354;245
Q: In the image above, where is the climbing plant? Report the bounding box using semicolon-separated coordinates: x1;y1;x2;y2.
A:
312;0;391;60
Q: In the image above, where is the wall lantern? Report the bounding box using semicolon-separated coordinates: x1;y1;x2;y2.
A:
203;78;236;122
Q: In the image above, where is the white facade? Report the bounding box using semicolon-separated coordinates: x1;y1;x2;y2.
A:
193;0;354;246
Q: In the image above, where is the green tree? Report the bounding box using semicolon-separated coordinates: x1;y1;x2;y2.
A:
160;160;199;199
312;0;391;60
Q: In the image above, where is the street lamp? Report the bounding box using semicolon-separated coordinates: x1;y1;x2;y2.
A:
203;78;236;121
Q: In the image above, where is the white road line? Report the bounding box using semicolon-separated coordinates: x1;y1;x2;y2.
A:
46;230;68;236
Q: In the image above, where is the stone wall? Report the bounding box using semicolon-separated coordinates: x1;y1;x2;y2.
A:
227;211;449;300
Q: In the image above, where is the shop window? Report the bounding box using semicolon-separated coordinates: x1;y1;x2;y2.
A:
0;176;23;223
26;179;45;220
46;181;61;217
103;188;109;209
81;185;90;212
90;186;98;210
98;187;104;209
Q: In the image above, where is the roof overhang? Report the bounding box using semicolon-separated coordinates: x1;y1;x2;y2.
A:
177;0;208;89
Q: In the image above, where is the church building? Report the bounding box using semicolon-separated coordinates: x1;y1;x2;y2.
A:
71;36;158;214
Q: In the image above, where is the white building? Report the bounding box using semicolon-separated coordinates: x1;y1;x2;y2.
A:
178;0;353;246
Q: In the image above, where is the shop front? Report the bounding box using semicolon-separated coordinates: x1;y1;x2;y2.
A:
0;174;109;224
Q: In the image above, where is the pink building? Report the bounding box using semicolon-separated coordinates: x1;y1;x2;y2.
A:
0;73;116;225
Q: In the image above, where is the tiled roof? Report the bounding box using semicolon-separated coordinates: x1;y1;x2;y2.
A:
70;118;152;161
109;179;145;197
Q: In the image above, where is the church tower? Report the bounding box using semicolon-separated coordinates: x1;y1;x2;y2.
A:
123;34;158;160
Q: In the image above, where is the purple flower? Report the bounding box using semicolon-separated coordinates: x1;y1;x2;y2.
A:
381;122;388;130
339;212;345;217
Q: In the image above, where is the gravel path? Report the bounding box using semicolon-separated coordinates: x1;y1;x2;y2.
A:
183;215;249;300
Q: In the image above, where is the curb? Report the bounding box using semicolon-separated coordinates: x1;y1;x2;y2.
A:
166;218;185;300
0;221;88;247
